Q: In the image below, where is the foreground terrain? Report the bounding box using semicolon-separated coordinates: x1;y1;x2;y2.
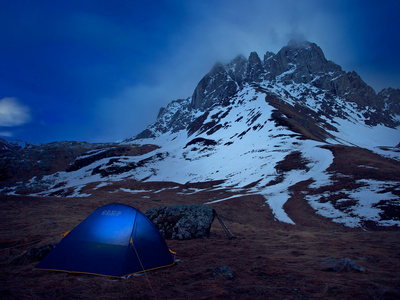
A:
1;185;399;299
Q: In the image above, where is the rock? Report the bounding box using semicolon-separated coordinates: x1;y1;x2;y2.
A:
191;63;238;110
247;52;264;82
212;266;235;280
17;243;57;264
226;54;248;86
378;88;400;115
320;258;366;273
0;138;22;151
145;204;216;240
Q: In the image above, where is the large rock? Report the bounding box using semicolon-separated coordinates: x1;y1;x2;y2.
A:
13;243;57;265
212;265;235;280
145;204;216;240
320;257;366;273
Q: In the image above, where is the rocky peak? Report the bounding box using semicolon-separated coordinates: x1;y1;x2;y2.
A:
378;88;400;115
133;41;400;139
345;71;379;108
191;41;345;112
247;52;264;82
267;41;341;83
136;98;192;139
269;41;383;110
226;54;248;85
263;51;275;62
191;62;238;110
208;62;226;77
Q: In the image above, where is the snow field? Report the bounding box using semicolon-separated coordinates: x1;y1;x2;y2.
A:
15;83;399;229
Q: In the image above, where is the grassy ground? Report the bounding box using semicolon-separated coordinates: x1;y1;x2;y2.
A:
1;187;399;299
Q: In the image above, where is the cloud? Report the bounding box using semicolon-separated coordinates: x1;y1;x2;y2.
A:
0;97;31;127
0;131;13;137
88;0;400;143
93;0;334;141
94;83;175;142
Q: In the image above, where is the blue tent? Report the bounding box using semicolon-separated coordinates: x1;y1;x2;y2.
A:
35;203;175;277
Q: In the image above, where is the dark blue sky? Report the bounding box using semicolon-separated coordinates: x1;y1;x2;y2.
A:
0;0;399;144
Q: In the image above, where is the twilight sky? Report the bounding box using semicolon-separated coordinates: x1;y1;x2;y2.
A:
0;0;399;144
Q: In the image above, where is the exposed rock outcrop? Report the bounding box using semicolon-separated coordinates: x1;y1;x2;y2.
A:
378;88;400;115
145;204;216;240
191;63;238;110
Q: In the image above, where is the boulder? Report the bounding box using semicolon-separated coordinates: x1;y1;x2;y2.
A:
25;243;57;261
320;258;366;273
212;266;235;280
13;243;57;265
145;204;216;240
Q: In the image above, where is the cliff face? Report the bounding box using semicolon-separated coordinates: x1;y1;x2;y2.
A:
191;63;238;110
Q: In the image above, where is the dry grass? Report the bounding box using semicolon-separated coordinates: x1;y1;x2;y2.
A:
1;188;399;299
1;142;400;299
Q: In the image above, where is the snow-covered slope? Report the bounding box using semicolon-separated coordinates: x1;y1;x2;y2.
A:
10;82;399;228
2;41;399;229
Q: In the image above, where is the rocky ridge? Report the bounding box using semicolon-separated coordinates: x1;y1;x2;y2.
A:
132;41;399;140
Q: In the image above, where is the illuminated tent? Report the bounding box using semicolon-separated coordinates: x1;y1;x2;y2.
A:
35;203;175;277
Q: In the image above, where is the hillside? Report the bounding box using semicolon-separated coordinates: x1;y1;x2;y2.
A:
1;41;399;230
1;40;400;298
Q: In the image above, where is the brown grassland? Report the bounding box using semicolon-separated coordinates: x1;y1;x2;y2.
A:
1;183;399;299
1;145;400;299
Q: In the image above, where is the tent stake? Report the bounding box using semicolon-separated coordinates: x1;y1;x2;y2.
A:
215;213;235;239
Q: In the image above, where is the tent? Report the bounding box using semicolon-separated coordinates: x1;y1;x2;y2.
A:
35;203;175;277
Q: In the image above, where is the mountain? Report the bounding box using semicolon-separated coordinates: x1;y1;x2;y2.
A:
1;41;399;230
0;138;23;151
133;40;399;140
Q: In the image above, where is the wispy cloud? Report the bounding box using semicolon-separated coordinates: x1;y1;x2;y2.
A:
0;97;31;127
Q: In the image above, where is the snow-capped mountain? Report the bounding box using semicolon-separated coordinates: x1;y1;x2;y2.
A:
1;41;399;230
131;40;399;141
